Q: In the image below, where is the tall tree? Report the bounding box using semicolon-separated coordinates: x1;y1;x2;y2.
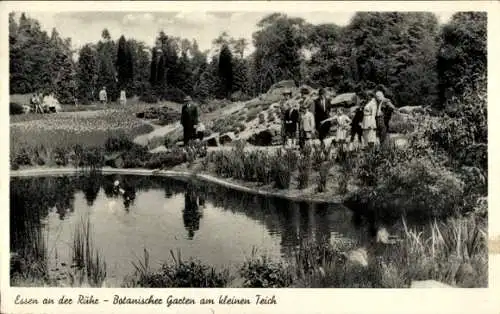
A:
218;44;233;98
149;48;158;87
116;35;134;90
251;13;308;94
76;44;98;103
437;12;487;106
96;28;117;100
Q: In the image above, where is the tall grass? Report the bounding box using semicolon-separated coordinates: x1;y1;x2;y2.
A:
124;248;231;288
398;215;487;287
72;215;107;287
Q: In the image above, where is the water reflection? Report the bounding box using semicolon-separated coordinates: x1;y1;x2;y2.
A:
183;185;204;239
10;174;377;283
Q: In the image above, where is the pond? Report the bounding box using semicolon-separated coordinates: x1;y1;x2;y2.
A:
10;173;381;287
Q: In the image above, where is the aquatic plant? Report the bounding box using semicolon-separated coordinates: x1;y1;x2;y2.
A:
71;215;107;287
297;155;312;190
239;248;293;288
125;249;231;288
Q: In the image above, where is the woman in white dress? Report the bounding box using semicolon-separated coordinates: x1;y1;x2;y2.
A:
360;92;378;149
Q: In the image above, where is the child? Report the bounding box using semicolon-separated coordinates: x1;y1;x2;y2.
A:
335;107;352;152
300;105;315;148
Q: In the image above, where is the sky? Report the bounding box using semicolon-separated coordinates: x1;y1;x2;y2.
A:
13;11;456;55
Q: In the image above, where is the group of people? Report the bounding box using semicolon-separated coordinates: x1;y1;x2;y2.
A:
178;86;396;151
30;91;60;113
98;86;128;106
280;86;397;151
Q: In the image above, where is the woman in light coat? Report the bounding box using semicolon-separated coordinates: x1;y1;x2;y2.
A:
360;93;378;148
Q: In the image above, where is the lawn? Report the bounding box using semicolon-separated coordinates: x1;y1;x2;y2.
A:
10;107;154;154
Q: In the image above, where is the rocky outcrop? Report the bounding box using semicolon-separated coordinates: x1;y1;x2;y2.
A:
219;132;236;145
204;133;220;147
247;129;279;146
399;106;427;115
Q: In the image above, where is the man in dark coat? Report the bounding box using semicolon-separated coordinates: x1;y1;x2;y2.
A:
181;96;199;146
313;88;330;146
374;90;396;145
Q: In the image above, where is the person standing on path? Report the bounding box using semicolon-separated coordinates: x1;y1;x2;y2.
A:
360;92;378;149
375;90;396;145
99;87;107;105
181;96;199;146
313;88;331;147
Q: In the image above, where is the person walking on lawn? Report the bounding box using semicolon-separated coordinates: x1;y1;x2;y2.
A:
181;96;199;146
99;87;107;105
374;89;397;145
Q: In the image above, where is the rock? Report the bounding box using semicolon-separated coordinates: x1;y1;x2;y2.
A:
342;248;368;268
219;132;236;145
331;93;357;107
267;80;297;95
204;134;219;147
410;280;453;288
247;129;278;146
399;106;426;115
150;145;169;153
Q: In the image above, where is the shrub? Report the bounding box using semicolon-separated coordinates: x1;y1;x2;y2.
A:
10;102;25;115
240;249;293;288
105;135;134;153
428;75;487;171
143;150;187;170
80;147;105;169
128;249;230;288
12;148;32;167
54;147;69;166
160;87;187;103
139;91;158;104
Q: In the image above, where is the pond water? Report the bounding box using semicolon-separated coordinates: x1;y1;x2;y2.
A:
10;173;379;287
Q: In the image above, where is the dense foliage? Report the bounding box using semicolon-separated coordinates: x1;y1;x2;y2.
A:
9;11;486;107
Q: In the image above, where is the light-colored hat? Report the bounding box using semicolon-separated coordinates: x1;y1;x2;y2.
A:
183;96;192;102
375;91;384;99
